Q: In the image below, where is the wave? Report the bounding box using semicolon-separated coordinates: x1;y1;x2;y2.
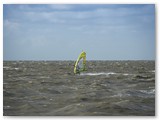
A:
3;66;19;70
79;72;135;76
80;72;116;76
139;89;155;95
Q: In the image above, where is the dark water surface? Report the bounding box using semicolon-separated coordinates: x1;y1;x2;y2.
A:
3;61;155;116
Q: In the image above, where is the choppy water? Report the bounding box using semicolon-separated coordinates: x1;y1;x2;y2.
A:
3;61;155;116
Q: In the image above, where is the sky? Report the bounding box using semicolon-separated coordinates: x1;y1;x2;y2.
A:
3;4;155;60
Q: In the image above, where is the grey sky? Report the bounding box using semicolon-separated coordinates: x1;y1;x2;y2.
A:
3;4;155;60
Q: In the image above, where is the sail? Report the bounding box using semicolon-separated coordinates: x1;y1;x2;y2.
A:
74;51;86;74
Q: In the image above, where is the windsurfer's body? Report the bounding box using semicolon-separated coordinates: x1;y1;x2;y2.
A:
76;64;80;74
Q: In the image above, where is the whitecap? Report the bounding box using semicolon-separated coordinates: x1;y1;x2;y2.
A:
123;73;130;76
14;68;19;70
3;66;10;69
111;93;123;98
139;89;155;95
80;72;116;76
3;66;19;70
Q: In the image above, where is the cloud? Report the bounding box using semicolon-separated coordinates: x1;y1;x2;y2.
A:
4;19;20;30
3;4;155;60
4;4;154;36
48;4;74;10
4;4;154;27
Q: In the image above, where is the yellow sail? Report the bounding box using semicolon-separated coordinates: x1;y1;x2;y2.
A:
74;51;86;74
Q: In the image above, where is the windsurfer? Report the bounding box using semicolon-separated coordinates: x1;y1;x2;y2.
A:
74;51;86;74
76;64;80;73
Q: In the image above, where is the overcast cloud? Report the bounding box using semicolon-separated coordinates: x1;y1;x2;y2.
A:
3;4;155;60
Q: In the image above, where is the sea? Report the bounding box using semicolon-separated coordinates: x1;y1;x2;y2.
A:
3;61;155;116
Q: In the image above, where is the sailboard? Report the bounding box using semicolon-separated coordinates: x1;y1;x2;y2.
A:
74;51;86;74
